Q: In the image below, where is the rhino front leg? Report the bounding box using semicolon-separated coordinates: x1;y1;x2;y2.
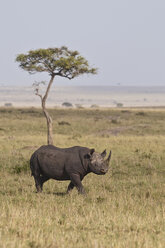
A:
70;174;85;195
66;182;74;194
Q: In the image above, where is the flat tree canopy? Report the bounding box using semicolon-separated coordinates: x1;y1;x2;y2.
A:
16;46;97;78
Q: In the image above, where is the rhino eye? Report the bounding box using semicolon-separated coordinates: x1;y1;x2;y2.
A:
91;161;97;166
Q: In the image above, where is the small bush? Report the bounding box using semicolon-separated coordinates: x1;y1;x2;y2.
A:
121;110;130;113
58;121;71;126
136;111;146;116
90;104;99;108
96;196;106;203
116;103;123;107
19;108;43;117
4;103;13;107
12;160;30;174
111;119;118;124
62;102;73;107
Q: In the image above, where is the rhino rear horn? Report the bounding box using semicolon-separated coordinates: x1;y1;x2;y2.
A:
101;149;107;158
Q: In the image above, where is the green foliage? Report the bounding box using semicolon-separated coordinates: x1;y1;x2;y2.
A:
16;46;97;79
12;159;29;174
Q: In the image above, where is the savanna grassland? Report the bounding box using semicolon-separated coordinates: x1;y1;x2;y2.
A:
0;107;165;248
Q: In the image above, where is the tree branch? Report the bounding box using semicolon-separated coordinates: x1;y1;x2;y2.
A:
55;73;73;80
35;91;43;100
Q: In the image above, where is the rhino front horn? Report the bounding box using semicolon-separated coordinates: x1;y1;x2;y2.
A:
107;150;112;164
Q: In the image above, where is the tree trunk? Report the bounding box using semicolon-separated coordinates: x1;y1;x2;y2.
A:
42;107;54;145
41;75;55;145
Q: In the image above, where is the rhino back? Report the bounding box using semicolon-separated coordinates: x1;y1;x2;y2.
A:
34;145;90;180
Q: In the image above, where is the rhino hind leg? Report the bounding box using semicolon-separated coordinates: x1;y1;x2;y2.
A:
34;175;43;193
34;175;49;193
40;175;49;190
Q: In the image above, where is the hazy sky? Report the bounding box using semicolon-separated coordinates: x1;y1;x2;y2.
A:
0;0;165;86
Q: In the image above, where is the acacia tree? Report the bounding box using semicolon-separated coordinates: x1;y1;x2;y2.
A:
16;46;97;145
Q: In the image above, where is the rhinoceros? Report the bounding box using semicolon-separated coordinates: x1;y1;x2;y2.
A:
30;145;111;194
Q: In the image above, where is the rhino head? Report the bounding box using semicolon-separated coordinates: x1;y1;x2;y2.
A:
86;149;111;175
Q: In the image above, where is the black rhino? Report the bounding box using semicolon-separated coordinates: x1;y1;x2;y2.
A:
30;145;111;194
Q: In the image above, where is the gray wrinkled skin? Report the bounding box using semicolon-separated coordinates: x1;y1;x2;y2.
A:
89;150;110;175
30;145;111;194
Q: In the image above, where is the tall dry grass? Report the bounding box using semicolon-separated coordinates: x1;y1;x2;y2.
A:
0;107;165;248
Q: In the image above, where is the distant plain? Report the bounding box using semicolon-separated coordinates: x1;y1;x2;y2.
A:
0;85;165;107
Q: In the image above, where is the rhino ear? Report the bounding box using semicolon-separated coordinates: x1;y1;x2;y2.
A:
84;149;95;159
101;149;106;158
90;148;95;155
